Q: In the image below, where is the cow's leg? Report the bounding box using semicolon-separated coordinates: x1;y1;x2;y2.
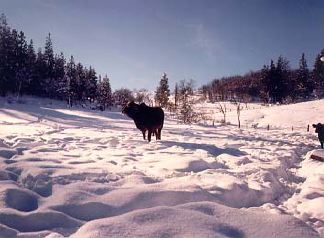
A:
142;130;146;140
155;129;158;140
157;128;162;140
148;130;152;142
321;141;323;149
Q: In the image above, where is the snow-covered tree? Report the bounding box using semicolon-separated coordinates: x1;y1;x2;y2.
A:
62;55;77;107
43;33;56;98
15;31;28;101
24;40;36;94
53;52;66;99
174;82;179;108
97;75;113;110
313;49;324;97
155;73;170;107
296;53;313;98
85;66;98;102
177;79;196;124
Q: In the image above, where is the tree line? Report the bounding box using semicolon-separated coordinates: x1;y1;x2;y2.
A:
0;14;141;108
202;52;324;104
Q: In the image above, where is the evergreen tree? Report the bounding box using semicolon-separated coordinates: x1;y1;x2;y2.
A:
43;33;55;98
85;66;98;102
33;48;47;96
313;49;324;96
260;65;270;103
6;28;18;93
15;31;28;100
285;69;299;102
75;63;86;102
274;56;289;103
0;14;12;95
53;52;66;99
64;55;77;107
296;53;312;98
178;79;195;124
24;39;36;94
97;75;113;110
155;73;170;107
262;57;290;103
174;82;179;108
267;60;277;102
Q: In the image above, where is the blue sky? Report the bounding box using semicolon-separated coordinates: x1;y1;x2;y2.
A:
1;0;324;90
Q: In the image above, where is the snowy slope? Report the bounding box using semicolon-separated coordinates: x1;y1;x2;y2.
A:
0;97;323;237
195;99;324;130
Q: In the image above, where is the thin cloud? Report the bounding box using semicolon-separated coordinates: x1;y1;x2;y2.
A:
187;24;224;59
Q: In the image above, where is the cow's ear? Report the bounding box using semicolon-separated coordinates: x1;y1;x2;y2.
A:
313;124;317;128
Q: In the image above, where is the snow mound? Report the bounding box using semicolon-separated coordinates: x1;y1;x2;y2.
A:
72;201;319;238
0;210;82;233
284;149;324;236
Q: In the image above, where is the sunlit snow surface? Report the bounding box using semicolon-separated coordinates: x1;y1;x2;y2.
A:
0;97;323;238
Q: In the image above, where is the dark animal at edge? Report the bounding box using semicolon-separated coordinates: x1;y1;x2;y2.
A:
122;102;164;142
313;123;324;149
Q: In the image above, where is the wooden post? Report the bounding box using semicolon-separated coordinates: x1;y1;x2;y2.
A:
267;124;270;130
307;124;309;132
292;126;293;131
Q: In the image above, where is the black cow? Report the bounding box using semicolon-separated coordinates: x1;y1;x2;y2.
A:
313;123;324;149
122;102;164;142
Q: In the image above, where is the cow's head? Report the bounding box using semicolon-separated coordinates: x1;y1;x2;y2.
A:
122;101;140;118
313;123;323;133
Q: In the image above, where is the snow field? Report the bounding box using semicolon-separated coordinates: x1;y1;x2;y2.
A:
0;97;323;237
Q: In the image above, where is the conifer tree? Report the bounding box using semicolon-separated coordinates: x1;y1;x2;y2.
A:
97;75;113;110
53;52;66;99
63;55;77;107
155;73;170;107
24;39;36;94
75;63;86;102
34;48;47;96
85;66;98;102
43;33;55;98
0;14;12;95
178;79;195;124
15;31;28;100
267;60;277;102
263;57;290;103
6;29;19;93
259;65;270;103
313;49;324;95
174;82;179;108
296;53;312;98
274;56;289;102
